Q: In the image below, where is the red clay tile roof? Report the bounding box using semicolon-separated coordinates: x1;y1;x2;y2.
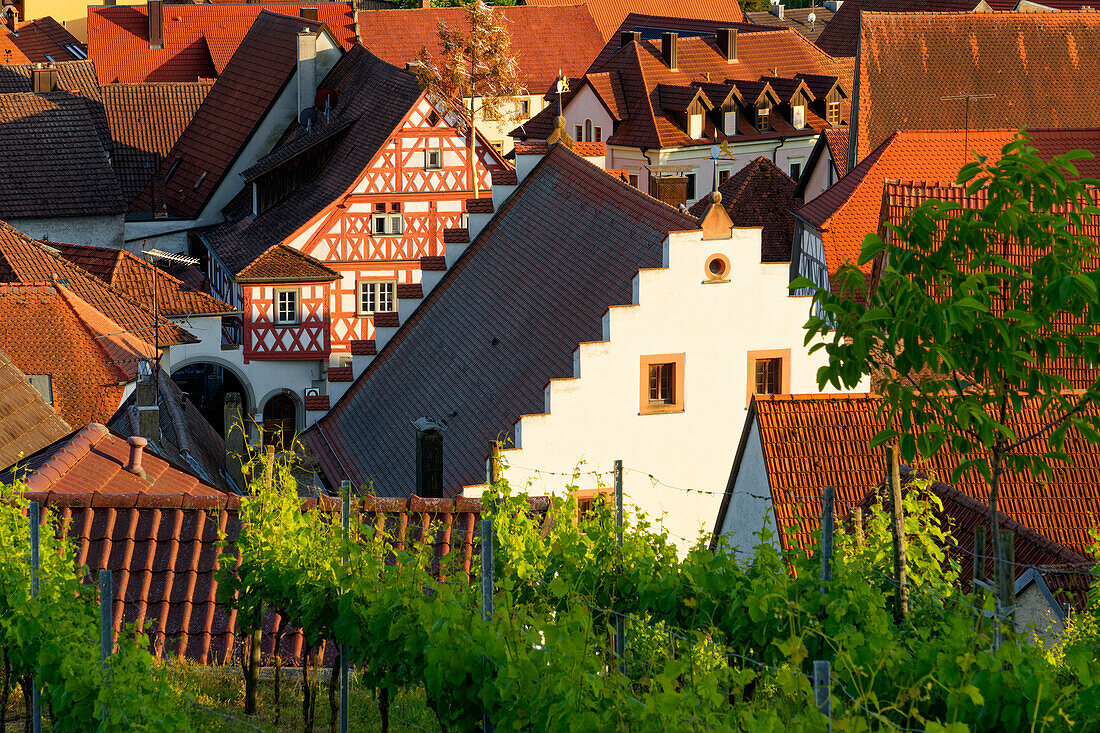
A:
588;16;769;72
357;5;604;94
795;129;1018;272
814;0;989;59
305;144;698;497
0;283;128;428
6;17;87;63
236;244;340;283
0;344;71;470
132;11;331;219
0;224;196;352
0;91;124;218
852;11;1100;164
0;59;100;97
519;29;847;149
13;491;546;664
87;2;356;84
822;125;849;178
522;0;745;40
746;5;835;42
688;156;801;262
53;243;235;317
722;393;1100;560
101;82;214;204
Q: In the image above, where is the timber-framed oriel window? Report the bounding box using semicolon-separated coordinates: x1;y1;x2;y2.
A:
639;353;685;415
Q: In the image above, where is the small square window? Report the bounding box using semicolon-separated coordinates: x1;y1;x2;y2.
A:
718;169;731;186
789;160;803;180
628;174;639;188
390;202;402;213
746;349;790;405
639;353;685;414
372;211;403;236
374;203;386;213
490;141;504;155
755;358;782;395
826;101;840;126
274;289;299;325
426;149;442;170
517;99;530;116
358;280;396;315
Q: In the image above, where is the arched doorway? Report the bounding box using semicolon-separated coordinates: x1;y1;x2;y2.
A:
170;362;250;439
262;394;297;450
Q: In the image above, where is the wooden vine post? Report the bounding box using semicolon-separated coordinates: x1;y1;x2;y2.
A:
244;446;275;715
820;486;835;594
887;446;908;623
29;502;41;733
339;481;351;733
614;460;625;674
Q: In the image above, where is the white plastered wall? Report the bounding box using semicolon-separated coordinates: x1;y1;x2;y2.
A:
801;145;836;202
497;223;852;549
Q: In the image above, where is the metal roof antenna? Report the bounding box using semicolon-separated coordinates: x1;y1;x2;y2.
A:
940;92;996;157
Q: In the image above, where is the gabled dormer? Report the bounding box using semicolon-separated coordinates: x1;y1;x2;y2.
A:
731;81;781;133
760;77;815;130
657;84;714;140
695;81;745;139
794;73;847;126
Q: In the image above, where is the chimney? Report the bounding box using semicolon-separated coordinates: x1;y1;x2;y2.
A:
297;29;317;117
661;32;678;71
125;436;149;479
299;6;318;21
136;366;161;444
717;28;737;62
772;2;785;18
3;6;16;33
148;0;163;49
620;29;641;48
32;64;56;94
104;0;115;5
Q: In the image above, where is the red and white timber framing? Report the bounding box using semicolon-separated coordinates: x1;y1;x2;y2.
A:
244;282;332;362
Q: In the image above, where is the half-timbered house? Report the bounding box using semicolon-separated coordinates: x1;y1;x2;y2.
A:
195;45;510;439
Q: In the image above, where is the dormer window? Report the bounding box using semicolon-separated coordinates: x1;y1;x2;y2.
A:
688;113;703;139
723;110;737;136
792;105;805;129
756;107;770;132
827;101;840;126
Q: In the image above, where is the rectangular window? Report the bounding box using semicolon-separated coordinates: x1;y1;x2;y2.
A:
639;353;685;414
517;99;530;116
593;126;603;143
688;113;703;139
425;148;442;169
27;375;52;405
686;172;697;201
723;110;737;136
575;124;583;141
789;159;803;180
372;212;403;236
757;107;770;132
490;140;504;155
746;349;790;404
718;169;731;186
274;289;299;325
755;358;782;395
792;104;805;129
628;173;639;188
827;101;840;126
358;280;396;315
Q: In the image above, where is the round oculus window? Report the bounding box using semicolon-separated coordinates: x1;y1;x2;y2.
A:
705;253;730;281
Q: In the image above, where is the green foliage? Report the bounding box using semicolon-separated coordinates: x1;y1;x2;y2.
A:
0;483;190;731
222;454;1100;731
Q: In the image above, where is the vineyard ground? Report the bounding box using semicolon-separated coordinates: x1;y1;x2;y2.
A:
2;664;441;732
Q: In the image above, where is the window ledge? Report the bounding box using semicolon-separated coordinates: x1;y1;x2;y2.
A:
639;408;685;416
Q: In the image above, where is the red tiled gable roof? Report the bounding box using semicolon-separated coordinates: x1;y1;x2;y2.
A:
236;244;339;282
727;393;1100;560
588;16;769;73
0;284;128;428
7;17;86;63
746;5;835;42
688;156;801;262
0;344;71;470
305;145;698;497
795;129;1018;272
0;91;123;219
520;29;847;149
201;45;446;275
521;0;745;40
853;11;1100;164
101;82;214;204
814;0;990;59
0;29;30;63
87;2;355;84
0;224;195;352
822;125;849;178
132;11;331;219
53;243;235;317
357;5;604;94
12;491;545;664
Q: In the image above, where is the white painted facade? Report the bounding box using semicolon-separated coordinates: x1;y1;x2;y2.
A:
715;415;781;560
11;214;125;248
481;206;852;549
801;144;839;202
475;92;548;156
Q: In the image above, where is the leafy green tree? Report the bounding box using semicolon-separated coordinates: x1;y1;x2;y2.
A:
798;133;1100;605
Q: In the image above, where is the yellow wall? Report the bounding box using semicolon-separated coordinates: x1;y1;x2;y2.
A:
25;0;88;42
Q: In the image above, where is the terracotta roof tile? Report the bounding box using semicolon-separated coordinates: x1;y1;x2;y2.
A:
588;16;767;72
746;6;834;42
853;11;1100;163
0;91;123;218
822;126;849;178
132;11;330;219
235;244;339;283
305;145;698;497
327;366;352;382
357;5;604;93
733;393;1100;560
304;395;330;411
523;0;745;40
87;2;356;84
688;156;800;262
815;0;989;58
101;82;213;204
0;284;128;427
0;345;71;469
6;17;86;64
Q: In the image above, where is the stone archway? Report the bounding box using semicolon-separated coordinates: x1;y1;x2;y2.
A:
169;359;255;439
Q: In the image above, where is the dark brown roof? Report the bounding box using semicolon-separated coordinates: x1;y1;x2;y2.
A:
201;45;428;275
357;5;604;94
520;0;745;40
133;11;330;218
305;145;698;496
5;17;87;64
688;156;800;262
746;5;835;42
0;59;100;98
852;11;1100;164
0;91;124;218
236;244;340;283
814;0;990;58
0;344;71;470
101;82;213;204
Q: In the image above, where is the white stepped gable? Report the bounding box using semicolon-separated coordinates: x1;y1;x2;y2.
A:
500;213;859;549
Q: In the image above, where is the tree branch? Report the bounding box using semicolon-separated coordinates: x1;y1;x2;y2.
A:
1004;396;1091;453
